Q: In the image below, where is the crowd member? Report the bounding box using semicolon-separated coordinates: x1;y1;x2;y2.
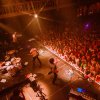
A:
95;73;100;84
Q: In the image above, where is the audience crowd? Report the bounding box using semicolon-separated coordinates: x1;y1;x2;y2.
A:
39;25;100;84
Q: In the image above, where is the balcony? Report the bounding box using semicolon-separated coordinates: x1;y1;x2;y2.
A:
0;0;57;19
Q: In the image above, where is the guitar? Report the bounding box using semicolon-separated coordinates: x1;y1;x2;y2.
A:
28;50;39;57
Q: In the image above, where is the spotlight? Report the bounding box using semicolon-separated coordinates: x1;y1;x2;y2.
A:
34;14;38;18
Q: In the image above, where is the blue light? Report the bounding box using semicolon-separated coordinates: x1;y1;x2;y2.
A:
77;88;86;93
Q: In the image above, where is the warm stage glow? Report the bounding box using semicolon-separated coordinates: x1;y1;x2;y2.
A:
34;14;38;18
22;81;49;100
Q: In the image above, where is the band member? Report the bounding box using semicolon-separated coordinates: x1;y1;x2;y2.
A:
30;48;41;66
12;32;19;49
12;32;17;43
48;58;58;84
26;73;38;92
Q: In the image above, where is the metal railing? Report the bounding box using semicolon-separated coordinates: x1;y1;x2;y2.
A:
0;0;56;18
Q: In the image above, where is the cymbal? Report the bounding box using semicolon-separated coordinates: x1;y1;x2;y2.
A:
5;61;11;66
16;58;21;62
7;50;16;54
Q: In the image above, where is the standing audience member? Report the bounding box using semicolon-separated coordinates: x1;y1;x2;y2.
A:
95;73;100;84
48;58;58;85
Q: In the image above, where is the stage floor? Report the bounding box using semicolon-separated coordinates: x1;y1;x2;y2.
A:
0;40;100;100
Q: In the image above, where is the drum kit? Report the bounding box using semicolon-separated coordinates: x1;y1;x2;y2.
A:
7;50;16;55
5;50;16;61
0;49;22;73
0;57;21;71
11;57;21;64
4;49;21;63
0;50;22;83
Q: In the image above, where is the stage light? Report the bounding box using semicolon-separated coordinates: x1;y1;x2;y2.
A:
34;14;38;18
85;24;89;28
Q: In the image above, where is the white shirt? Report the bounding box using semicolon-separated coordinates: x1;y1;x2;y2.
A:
30;48;38;57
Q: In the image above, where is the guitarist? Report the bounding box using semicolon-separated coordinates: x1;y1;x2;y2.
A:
30;48;41;67
48;58;58;85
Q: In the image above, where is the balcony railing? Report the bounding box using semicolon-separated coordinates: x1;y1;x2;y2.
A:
0;0;56;18
77;2;100;17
